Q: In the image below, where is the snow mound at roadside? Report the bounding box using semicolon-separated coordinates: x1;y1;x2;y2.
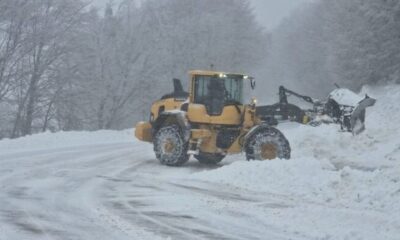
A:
191;84;400;212
0;129;135;154
192;157;339;202
191;156;400;212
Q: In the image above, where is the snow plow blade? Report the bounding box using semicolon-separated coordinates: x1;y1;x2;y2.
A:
255;86;376;135
350;96;376;135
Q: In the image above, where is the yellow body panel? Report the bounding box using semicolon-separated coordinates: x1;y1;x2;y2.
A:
227;130;246;154
191;129;212;139
198;127;219;154
187;104;243;125
196;128;248;155
151;98;186;120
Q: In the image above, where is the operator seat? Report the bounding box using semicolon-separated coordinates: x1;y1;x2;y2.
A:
204;79;226;116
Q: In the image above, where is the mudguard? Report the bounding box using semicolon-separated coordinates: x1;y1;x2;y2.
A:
153;111;191;141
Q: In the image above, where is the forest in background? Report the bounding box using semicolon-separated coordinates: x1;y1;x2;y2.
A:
258;0;400;100
0;0;266;138
0;0;399;139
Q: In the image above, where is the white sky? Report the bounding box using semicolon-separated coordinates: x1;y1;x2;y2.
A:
92;0;310;30
250;0;311;30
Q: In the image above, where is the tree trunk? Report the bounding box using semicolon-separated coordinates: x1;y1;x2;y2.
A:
42;100;54;132
97;99;106;129
23;74;38;136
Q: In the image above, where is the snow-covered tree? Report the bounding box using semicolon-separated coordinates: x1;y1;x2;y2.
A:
0;0;267;138
260;0;400;99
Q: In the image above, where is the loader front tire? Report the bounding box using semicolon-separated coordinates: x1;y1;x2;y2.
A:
194;152;225;165
154;125;189;166
245;127;290;160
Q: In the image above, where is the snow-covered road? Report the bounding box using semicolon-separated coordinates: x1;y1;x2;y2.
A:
0;142;159;239
0;85;399;240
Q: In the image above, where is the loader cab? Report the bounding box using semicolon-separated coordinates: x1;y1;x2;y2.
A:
187;70;253;125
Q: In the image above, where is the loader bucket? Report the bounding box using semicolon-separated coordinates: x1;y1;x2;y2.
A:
350;96;376;135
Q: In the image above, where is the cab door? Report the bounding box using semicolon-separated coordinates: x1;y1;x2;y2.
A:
187;75;243;125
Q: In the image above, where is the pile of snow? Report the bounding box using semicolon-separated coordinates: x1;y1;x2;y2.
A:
191;84;400;213
0;129;136;154
191;156;399;212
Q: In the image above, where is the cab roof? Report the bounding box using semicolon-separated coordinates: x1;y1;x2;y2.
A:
189;70;247;77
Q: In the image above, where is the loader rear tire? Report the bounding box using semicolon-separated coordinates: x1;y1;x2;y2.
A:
245;127;290;160
154;125;189;166
194;153;225;165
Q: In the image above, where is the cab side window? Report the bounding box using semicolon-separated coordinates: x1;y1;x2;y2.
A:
194;76;211;104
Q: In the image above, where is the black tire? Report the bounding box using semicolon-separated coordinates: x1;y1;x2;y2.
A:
245;127;291;160
154;125;189;166
194;152;225;165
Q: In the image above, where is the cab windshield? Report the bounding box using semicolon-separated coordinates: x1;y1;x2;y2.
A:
194;75;243;105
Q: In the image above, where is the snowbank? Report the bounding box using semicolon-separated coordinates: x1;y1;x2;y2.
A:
191;84;400;213
0;129;136;154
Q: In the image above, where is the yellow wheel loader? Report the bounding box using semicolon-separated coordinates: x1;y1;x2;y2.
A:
135;70;290;166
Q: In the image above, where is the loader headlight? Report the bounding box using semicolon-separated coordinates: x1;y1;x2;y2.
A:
243;75;249;80
218;73;227;78
251;98;257;105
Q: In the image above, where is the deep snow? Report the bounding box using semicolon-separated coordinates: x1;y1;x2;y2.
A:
0;85;399;240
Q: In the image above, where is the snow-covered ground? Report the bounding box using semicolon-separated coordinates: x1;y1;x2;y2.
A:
0;85;399;240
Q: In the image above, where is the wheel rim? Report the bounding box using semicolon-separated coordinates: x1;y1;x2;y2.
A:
162;138;176;155
260;143;277;160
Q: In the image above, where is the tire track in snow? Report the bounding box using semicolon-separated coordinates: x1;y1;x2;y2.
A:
0;142;159;239
98;157;304;240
